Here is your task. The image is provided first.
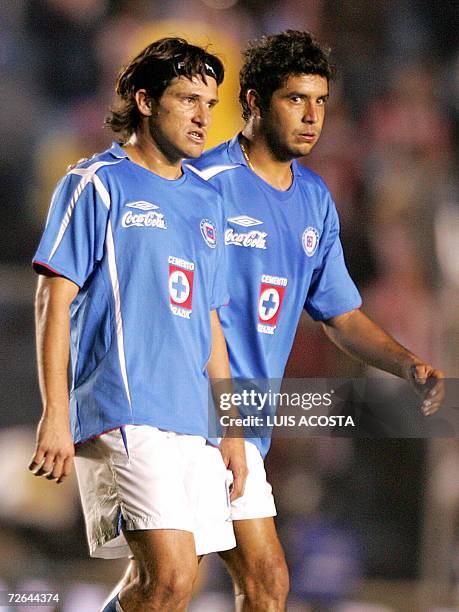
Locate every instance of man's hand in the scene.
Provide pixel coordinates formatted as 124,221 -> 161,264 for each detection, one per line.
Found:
219,437 -> 248,502
28,413 -> 75,484
407,363 -> 445,416
322,311 -> 446,417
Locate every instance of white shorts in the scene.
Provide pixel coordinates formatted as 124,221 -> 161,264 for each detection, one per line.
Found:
230,440 -> 277,520
74,425 -> 235,558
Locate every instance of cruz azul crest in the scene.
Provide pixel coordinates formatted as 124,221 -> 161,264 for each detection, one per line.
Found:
302,226 -> 319,256
200,218 -> 217,248
257,274 -> 288,335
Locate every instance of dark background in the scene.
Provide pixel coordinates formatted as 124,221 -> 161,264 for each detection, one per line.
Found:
0,1 -> 458,609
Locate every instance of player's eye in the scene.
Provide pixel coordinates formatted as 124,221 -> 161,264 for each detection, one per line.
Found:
290,96 -> 302,104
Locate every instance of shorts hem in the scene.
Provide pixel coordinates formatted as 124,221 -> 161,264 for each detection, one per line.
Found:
231,509 -> 277,521
196,535 -> 236,555
89,523 -> 196,560
123,518 -> 194,532
90,543 -> 131,559
194,520 -> 236,555
90,524 -> 236,558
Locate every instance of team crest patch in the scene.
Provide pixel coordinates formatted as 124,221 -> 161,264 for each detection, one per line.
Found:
302,226 -> 319,257
200,219 -> 217,248
168,256 -> 195,319
257,274 -> 288,335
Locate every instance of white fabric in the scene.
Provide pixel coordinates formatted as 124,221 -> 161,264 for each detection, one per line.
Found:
230,440 -> 277,520
75,425 -> 235,557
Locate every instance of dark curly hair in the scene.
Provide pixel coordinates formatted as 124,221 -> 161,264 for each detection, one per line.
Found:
105,37 -> 224,138
239,30 -> 335,121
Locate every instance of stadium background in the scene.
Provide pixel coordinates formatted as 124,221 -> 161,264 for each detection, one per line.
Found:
0,1 -> 458,610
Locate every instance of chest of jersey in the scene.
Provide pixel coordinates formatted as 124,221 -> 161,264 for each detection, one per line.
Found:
104,168 -> 222,321
219,171 -> 324,311
112,176 -> 216,257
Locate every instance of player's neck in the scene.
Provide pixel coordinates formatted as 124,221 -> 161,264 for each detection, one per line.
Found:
123,133 -> 183,180
240,130 -> 293,192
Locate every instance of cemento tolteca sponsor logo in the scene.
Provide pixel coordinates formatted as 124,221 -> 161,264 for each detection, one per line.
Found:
122,201 -> 167,230
225,215 -> 267,249
257,274 -> 288,335
168,256 -> 195,319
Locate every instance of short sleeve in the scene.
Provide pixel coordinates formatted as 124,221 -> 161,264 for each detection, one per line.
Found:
305,195 -> 362,320
33,171 -> 110,288
210,195 -> 230,310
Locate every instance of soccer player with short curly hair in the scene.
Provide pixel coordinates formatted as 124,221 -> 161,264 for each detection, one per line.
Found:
192,29 -> 444,610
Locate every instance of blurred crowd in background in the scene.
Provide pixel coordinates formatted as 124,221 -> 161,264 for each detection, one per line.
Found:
0,1 -> 458,610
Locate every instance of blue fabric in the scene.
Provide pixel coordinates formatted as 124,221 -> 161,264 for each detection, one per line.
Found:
33,143 -> 228,444
191,135 -> 362,457
101,595 -> 119,612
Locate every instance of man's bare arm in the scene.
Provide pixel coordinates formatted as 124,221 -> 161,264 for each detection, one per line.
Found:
208,309 -> 248,502
321,308 -> 444,415
29,275 -> 79,483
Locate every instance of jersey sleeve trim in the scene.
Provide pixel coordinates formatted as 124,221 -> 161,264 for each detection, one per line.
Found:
307,298 -> 363,322
210,291 -> 231,311
32,258 -> 85,288
32,260 -> 63,277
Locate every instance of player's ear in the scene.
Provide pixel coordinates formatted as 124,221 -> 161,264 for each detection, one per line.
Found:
134,89 -> 155,117
246,89 -> 262,119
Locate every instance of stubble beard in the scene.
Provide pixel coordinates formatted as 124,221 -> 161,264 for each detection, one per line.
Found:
263,119 -> 313,163
147,115 -> 186,164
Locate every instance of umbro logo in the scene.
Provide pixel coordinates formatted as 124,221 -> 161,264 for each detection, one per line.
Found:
126,201 -> 159,211
228,215 -> 263,227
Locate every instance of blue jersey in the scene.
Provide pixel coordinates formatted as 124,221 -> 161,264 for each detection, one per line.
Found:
33,142 -> 228,444
191,135 -> 362,457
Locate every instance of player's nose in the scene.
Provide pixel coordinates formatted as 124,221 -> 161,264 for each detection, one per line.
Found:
193,101 -> 211,127
303,100 -> 319,123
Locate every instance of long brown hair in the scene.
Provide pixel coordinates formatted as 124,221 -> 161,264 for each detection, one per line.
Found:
105,37 -> 224,139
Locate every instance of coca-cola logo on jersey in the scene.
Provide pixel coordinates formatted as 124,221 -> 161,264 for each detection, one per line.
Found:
224,228 -> 267,249
225,215 -> 267,249
121,211 -> 167,229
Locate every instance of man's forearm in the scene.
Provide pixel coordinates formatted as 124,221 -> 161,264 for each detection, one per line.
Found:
30,275 -> 79,482
208,309 -> 248,501
321,309 -> 421,380
36,278 -> 72,415
208,309 -> 242,422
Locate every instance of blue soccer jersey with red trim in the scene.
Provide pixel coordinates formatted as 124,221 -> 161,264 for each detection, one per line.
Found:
33,142 -> 228,444
191,135 -> 362,457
